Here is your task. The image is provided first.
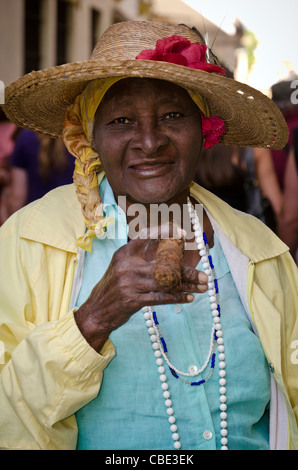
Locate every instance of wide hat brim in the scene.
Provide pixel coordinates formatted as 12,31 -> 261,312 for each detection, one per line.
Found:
3,57 -> 289,149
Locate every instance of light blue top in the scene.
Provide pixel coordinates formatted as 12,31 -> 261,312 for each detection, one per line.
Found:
75,177 -> 270,450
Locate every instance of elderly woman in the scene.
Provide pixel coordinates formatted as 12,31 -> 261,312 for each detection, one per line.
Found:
0,21 -> 297,451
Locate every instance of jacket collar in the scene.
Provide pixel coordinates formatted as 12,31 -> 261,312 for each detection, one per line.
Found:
19,183 -> 85,253
19,177 -> 289,261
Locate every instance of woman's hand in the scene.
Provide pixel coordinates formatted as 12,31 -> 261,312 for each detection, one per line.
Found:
74,236 -> 208,353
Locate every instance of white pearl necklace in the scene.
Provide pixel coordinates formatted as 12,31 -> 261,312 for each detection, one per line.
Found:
143,198 -> 228,450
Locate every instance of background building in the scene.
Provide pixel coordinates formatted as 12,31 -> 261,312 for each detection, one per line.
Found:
150,0 -> 242,76
0,0 -> 241,89
0,0 -> 153,87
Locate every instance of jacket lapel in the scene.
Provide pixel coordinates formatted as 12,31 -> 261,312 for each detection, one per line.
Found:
19,184 -> 85,253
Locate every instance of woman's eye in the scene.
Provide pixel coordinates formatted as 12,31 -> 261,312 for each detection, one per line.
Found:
109,116 -> 131,125
110,117 -> 131,125
164,112 -> 182,120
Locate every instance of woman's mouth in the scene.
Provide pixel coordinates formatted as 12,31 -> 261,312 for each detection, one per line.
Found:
129,161 -> 174,178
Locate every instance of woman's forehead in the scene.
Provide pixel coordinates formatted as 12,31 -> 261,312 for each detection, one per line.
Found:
97,78 -> 193,110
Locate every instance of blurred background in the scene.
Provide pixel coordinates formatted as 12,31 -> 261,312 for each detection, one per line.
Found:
1,0 -> 298,93
0,0 -> 297,261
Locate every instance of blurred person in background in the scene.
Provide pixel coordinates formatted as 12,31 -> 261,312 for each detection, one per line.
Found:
8,129 -> 75,216
0,109 -> 19,225
270,80 -> 298,260
270,80 -> 298,191
194,144 -> 283,233
279,127 -> 298,261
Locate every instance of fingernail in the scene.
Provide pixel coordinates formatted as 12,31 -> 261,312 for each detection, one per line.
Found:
198,272 -> 208,284
187,294 -> 194,302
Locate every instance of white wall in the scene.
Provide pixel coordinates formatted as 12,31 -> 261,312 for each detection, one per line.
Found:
0,0 -> 142,87
0,0 -> 24,86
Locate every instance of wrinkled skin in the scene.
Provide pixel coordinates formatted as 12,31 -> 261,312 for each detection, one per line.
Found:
75,79 -> 212,352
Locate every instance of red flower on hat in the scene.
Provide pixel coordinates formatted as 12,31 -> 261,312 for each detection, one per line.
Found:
136,35 -> 225,74
201,115 -> 225,148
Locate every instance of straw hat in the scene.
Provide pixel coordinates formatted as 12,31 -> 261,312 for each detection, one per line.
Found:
3,20 -> 288,149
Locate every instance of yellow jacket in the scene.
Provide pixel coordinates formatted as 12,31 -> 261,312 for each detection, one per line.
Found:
0,180 -> 297,450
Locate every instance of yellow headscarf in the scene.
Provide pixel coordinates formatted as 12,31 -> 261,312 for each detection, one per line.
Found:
63,77 -> 209,251
79,76 -> 209,138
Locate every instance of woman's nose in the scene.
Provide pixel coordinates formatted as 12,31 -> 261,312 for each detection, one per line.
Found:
131,124 -> 169,155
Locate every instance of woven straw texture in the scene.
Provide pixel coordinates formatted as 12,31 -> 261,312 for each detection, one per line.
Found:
3,21 -> 289,149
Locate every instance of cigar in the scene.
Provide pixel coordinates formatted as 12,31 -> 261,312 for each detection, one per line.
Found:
153,237 -> 185,290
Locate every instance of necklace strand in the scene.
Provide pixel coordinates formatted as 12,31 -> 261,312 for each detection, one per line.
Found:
143,198 -> 228,450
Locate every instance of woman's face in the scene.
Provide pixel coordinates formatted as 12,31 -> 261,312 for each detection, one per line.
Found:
93,78 -> 202,205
